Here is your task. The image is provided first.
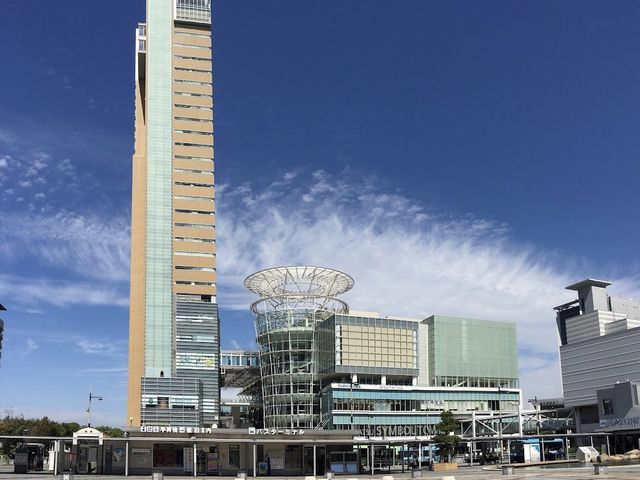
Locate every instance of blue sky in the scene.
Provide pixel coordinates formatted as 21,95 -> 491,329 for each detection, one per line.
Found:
1,0 -> 639,426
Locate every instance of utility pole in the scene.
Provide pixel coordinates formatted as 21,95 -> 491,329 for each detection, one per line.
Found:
87,386 -> 103,427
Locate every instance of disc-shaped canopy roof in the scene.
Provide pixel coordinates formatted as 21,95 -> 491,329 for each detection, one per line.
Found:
244,266 -> 354,299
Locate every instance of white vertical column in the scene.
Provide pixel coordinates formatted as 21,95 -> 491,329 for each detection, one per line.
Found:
193,442 -> 197,477
125,440 -> 129,477
518,391 -> 524,436
313,444 -> 317,477
253,443 -> 257,478
472,411 -> 477,438
53,440 -> 59,477
370,444 -> 375,476
418,442 -> 422,471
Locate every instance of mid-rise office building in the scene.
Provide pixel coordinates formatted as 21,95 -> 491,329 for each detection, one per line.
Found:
555,279 -> 640,434
128,0 -> 219,428
245,266 -> 522,437
318,313 -> 520,437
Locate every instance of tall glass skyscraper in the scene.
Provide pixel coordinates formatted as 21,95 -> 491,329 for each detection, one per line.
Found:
128,0 -> 219,428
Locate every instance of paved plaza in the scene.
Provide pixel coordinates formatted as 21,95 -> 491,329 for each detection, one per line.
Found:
3,465 -> 640,480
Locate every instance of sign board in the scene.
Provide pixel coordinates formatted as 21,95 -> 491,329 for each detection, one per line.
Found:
248,427 -> 304,435
140,426 -> 213,434
599,416 -> 640,431
359,424 -> 437,437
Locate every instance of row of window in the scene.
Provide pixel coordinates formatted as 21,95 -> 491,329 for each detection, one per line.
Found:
175,236 -> 214,243
174,103 -> 210,110
176,266 -> 215,272
434,376 -> 518,388
174,54 -> 211,62
175,91 -> 212,98
175,154 -> 212,162
175,208 -> 213,215
175,251 -> 215,257
176,181 -> 213,188
331,398 -> 518,413
175,116 -> 211,123
175,66 -> 210,75
175,30 -> 210,39
175,129 -> 212,137
175,168 -> 213,176
175,222 -> 214,229
175,195 -> 213,203
174,42 -> 210,51
220,354 -> 258,366
176,280 -> 215,286
175,141 -> 213,148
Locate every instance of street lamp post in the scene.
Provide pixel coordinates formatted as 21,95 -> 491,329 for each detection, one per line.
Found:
497,385 -> 503,463
87,387 -> 103,427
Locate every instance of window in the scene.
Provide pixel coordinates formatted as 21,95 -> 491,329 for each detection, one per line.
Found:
602,399 -> 614,415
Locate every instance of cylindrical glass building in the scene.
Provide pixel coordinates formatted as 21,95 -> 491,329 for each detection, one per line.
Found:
245,266 -> 354,429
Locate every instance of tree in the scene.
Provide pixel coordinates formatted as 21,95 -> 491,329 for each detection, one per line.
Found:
433,410 -> 461,462
94,426 -> 124,438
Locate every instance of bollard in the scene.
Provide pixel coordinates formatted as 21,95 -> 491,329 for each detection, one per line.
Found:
411,469 -> 422,478
152,473 -> 164,480
325,471 -> 334,480
502,465 -> 514,476
594,464 -> 608,475
62,474 -> 74,480
237,472 -> 247,480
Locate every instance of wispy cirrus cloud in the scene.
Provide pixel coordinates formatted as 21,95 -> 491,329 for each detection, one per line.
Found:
0,274 -> 128,309
20,338 -> 39,358
76,339 -> 123,355
216,169 -> 640,401
0,211 -> 130,283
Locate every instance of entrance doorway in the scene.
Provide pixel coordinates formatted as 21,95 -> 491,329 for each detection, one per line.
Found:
302,446 -> 325,475
78,444 -> 100,474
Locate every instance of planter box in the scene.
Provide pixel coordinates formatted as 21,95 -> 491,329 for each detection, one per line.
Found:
432,463 -> 458,472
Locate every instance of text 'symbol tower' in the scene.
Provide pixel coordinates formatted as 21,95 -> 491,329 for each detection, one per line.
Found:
128,0 -> 219,428
245,266 -> 354,429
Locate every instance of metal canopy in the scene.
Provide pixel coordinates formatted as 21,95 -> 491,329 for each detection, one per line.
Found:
244,266 -> 354,299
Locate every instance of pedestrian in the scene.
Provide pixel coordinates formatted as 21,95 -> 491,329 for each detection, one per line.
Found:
266,454 -> 271,475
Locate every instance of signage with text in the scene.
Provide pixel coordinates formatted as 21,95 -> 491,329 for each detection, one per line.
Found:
140,426 -> 214,434
248,427 -> 305,435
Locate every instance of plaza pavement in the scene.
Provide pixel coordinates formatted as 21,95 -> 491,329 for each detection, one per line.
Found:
3,464 -> 640,479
